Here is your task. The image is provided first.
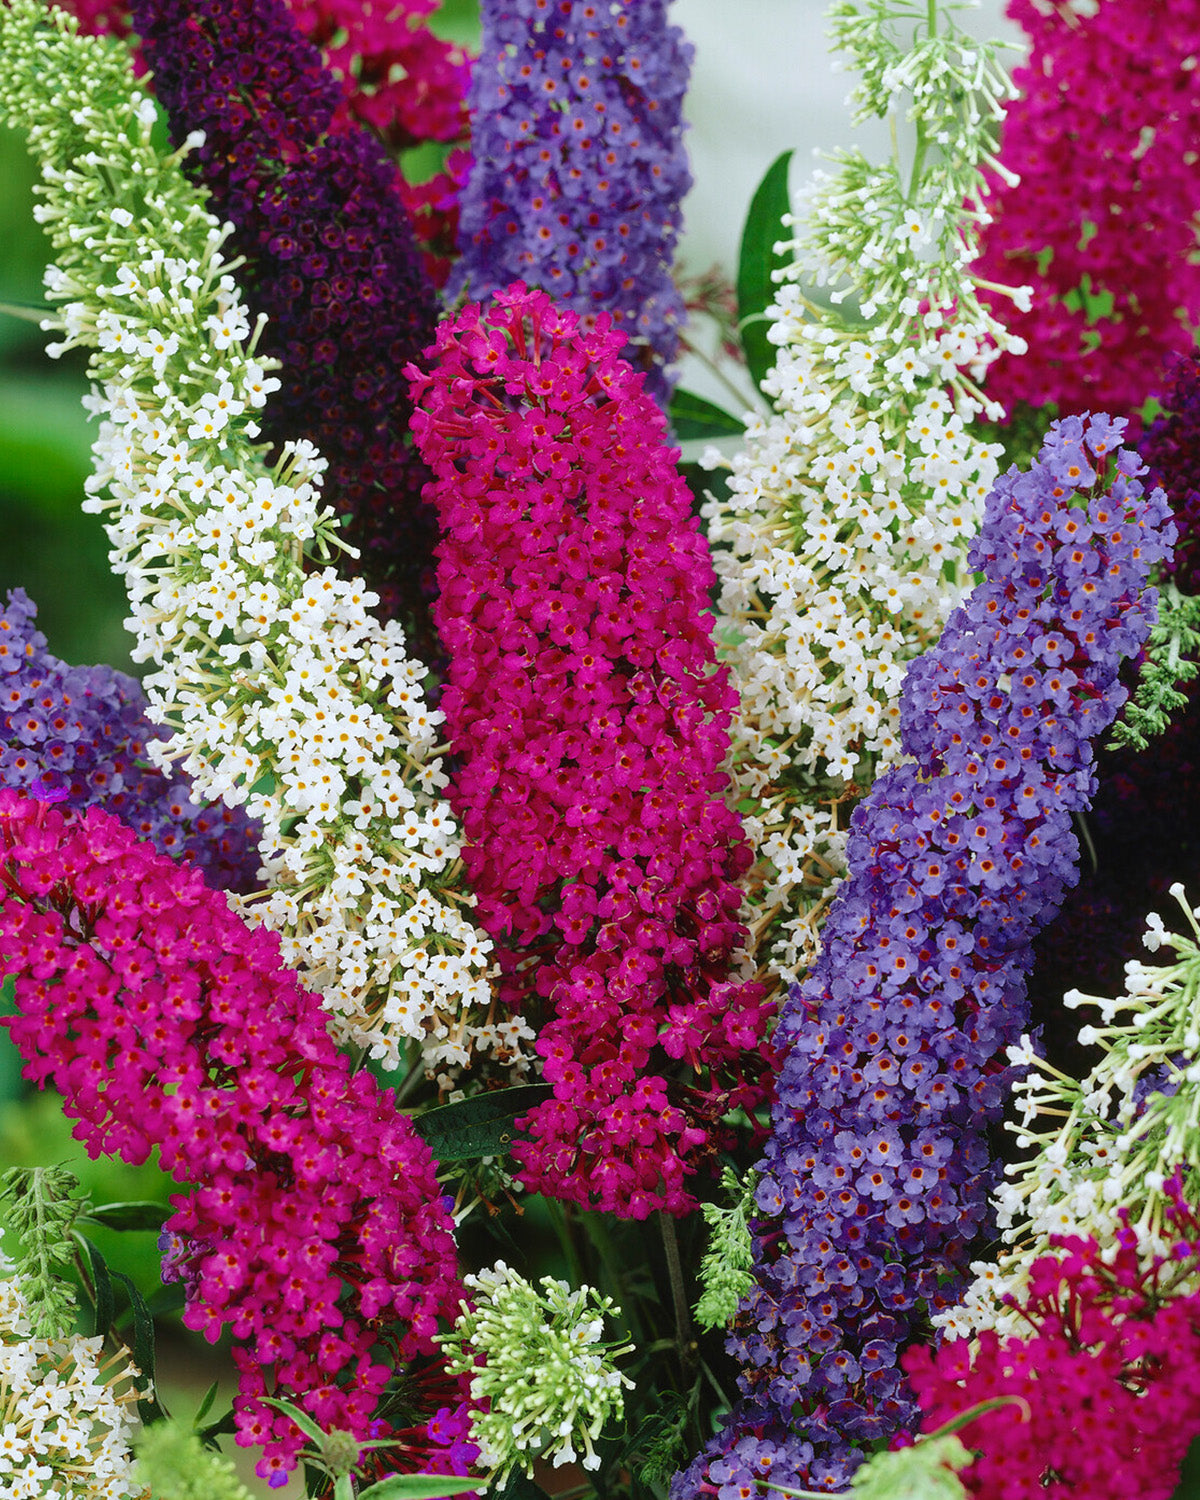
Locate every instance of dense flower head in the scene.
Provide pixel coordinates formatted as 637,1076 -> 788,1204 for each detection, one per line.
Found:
907,1181 -> 1200,1498
131,0 -> 443,640
286,0 -> 470,151
440,1262 -> 633,1478
0,0 -> 509,1075
673,414 -> 1174,1495
0,587 -> 258,891
975,0 -> 1200,419
286,0 -> 472,284
0,790 -> 469,1486
409,284 -> 775,1217
449,0 -> 692,406
0,1252 -> 146,1500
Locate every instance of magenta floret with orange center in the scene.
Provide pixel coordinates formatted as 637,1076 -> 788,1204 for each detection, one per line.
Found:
976,0 -> 1200,420
0,791 -> 470,1488
409,284 -> 774,1219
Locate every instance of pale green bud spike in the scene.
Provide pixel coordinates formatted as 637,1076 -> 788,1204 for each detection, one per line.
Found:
439,1262 -> 633,1480
695,1166 -> 758,1331
0,1164 -> 85,1339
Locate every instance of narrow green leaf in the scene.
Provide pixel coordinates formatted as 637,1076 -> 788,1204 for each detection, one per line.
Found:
414,1084 -> 552,1163
81,1200 -> 170,1232
193,1378 -> 221,1428
109,1264 -> 168,1423
736,149 -> 794,391
357,1474 -> 482,1500
262,1396 -> 327,1446
334,1476 -> 355,1500
196,1405 -> 238,1447
668,388 -> 744,442
79,1235 -> 115,1341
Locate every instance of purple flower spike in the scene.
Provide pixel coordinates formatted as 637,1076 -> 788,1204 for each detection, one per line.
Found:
673,414 -> 1176,1496
0,589 -> 258,892
449,0 -> 693,407
130,0 -> 443,648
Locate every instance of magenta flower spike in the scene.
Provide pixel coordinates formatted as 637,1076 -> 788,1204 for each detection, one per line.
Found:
0,791 -> 471,1487
409,284 -> 775,1219
976,0 -> 1200,420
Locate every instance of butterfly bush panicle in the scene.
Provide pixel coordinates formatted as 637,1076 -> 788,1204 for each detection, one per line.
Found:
974,0 -> 1200,420
0,790 -> 471,1487
909,1182 -> 1200,1499
0,1251 -> 146,1500
0,0 -> 520,1077
450,0 -> 692,406
674,414 -> 1174,1495
0,587 -> 258,891
131,0 -> 444,640
706,0 -> 1027,993
410,285 -> 774,1217
1140,354 -> 1200,596
948,887 -> 1200,1339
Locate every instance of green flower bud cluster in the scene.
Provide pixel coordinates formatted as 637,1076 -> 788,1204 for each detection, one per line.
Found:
440,1262 -> 633,1479
0,1164 -> 84,1340
695,1166 -> 757,1331
1108,582 -> 1200,752
132,1420 -> 254,1500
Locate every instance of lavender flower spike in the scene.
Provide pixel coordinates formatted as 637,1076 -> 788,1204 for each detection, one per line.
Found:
0,589 -> 258,892
449,0 -> 692,407
674,413 -> 1175,1496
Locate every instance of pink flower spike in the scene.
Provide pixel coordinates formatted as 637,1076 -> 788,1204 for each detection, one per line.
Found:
0,789 -> 469,1484
409,284 -> 777,1218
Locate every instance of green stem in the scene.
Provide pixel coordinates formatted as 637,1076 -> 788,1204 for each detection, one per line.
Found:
659,1211 -> 698,1388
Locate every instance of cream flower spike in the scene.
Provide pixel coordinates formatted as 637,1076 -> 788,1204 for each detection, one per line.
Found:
706,0 -> 1029,992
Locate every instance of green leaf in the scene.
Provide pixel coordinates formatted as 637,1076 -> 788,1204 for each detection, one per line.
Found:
196,1405 -> 239,1448
79,1234 -> 115,1342
193,1378 -> 221,1429
110,1264 -> 168,1423
357,1475 -> 483,1500
668,388 -> 744,441
81,1200 -> 170,1232
262,1397 -> 326,1446
414,1084 -> 553,1163
736,149 -> 793,391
